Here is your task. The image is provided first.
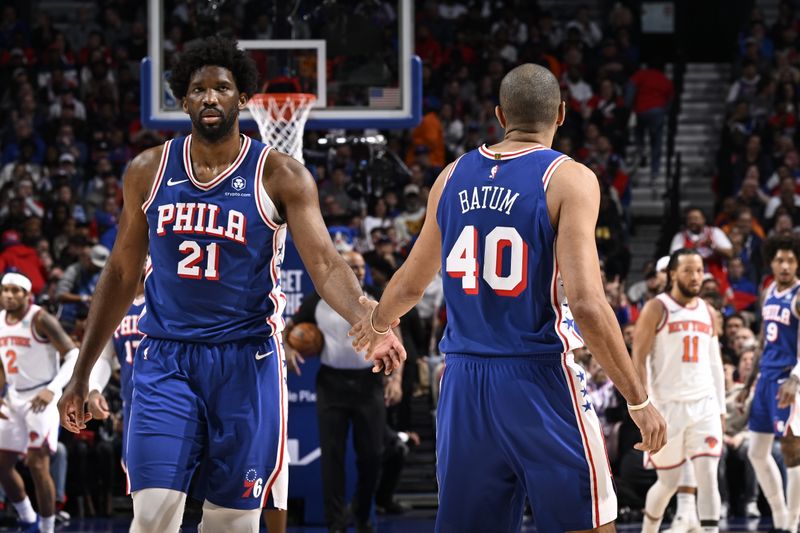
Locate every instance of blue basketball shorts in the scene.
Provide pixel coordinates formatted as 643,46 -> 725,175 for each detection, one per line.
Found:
749,370 -> 800,438
435,353 -> 616,533
125,334 -> 288,510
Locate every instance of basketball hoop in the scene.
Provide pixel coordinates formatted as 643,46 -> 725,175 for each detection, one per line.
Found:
247,93 -> 316,164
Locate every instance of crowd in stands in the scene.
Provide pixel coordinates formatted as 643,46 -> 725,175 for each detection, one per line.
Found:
1,0 -> 747,524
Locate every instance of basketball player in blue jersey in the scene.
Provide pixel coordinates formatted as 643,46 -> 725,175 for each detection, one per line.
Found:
57,36 -> 404,533
350,63 -> 666,532
740,235 -> 800,533
85,268 -> 145,480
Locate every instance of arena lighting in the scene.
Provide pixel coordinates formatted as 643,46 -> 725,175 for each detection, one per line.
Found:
317,135 -> 385,146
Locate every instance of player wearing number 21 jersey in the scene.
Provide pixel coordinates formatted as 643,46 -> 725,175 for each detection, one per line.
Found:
58,36 -> 404,533
350,63 -> 666,533
743,235 -> 800,533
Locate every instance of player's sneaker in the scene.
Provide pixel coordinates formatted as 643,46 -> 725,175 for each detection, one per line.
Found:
18,515 -> 39,532
745,501 -> 761,518
664,513 -> 701,533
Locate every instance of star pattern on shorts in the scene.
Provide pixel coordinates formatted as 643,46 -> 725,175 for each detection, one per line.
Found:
583,401 -> 592,412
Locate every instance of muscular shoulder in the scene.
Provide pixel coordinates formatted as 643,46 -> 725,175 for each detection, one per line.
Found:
548,160 -> 598,194
124,144 -> 167,205
262,149 -> 317,216
32,307 -> 58,336
639,296 -> 667,326
546,160 -> 599,227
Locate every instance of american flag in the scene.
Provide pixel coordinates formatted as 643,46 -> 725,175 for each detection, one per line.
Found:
369,87 -> 401,108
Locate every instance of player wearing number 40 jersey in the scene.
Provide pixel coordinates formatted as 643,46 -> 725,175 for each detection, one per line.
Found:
349,63 -> 667,533
57,36 -> 404,533
740,235 -> 800,533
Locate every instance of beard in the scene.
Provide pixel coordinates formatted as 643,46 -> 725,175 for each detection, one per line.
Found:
676,279 -> 700,298
191,106 -> 239,143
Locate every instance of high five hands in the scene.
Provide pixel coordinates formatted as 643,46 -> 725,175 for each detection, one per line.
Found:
349,296 -> 406,375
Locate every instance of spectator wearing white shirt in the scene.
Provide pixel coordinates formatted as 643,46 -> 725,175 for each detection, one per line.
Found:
671,208 -> 733,256
765,176 -> 800,220
564,66 -> 593,106
566,6 -> 603,47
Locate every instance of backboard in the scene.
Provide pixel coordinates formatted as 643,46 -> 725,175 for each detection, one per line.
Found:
142,0 -> 421,130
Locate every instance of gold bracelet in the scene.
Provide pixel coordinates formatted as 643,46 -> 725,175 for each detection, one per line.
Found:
370,307 -> 391,335
627,397 -> 650,411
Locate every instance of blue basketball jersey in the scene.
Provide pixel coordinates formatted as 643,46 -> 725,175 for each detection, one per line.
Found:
139,135 -> 287,343
111,297 -> 144,416
760,280 -> 800,378
437,145 -> 584,356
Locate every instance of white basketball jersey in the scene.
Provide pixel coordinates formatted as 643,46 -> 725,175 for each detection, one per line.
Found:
0,305 -> 59,398
649,293 -> 718,408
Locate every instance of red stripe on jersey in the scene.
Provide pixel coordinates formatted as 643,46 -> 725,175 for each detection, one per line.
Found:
141,140 -> 172,213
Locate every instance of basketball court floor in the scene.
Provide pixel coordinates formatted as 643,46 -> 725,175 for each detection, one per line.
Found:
0,515 -> 776,532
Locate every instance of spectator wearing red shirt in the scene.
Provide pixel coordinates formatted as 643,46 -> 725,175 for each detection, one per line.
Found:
0,229 -> 46,294
628,62 -> 674,179
415,26 -> 443,70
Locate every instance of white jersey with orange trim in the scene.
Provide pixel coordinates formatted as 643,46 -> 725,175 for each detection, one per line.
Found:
0,305 -> 59,399
649,293 -> 718,407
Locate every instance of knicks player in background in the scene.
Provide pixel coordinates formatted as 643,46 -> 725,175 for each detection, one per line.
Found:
57,36 -> 404,533
739,235 -> 800,533
0,272 -> 79,533
632,249 -> 725,533
350,63 -> 666,533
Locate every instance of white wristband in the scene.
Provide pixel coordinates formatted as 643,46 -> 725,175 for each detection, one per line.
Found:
627,397 -> 650,411
369,307 -> 390,335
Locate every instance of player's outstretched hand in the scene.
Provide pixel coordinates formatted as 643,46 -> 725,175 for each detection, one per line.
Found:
285,345 -> 305,376
87,390 -> 110,420
777,375 -> 800,409
30,389 -> 54,413
628,403 -> 667,454
348,296 -> 405,374
58,380 -> 92,433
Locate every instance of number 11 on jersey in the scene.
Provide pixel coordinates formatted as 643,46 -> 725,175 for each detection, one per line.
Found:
445,225 -> 528,296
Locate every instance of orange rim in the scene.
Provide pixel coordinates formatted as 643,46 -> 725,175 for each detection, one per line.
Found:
249,93 -> 317,105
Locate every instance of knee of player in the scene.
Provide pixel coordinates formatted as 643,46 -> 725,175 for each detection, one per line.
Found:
25,452 -> 50,474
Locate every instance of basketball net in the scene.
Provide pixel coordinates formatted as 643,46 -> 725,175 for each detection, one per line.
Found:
247,93 -> 316,164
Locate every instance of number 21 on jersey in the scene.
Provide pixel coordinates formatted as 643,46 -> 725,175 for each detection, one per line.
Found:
445,225 -> 528,296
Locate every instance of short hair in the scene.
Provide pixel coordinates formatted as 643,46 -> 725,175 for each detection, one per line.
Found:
763,234 -> 800,264
665,248 -> 702,290
684,206 -> 705,219
724,312 -> 745,328
498,63 -> 561,128
168,36 -> 258,100
667,248 -> 703,274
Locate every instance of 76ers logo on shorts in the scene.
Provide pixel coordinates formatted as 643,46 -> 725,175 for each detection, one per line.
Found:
241,468 -> 264,499
705,436 -> 718,449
